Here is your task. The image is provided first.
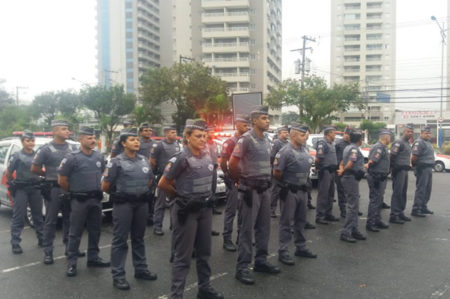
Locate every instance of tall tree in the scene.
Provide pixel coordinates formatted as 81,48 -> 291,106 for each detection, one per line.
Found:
0,105 -> 37,138
81,85 -> 136,150
267,76 -> 362,132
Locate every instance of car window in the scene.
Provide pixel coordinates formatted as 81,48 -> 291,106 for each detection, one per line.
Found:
0,144 -> 11,164
10,144 -> 20,156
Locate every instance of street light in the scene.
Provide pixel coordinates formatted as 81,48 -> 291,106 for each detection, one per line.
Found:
431,15 -> 447,147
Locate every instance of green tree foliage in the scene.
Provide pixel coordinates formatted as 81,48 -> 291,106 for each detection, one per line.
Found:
266,76 -> 362,132
333,122 -> 349,132
140,62 -> 228,131
360,119 -> 387,143
31,91 -> 83,130
0,105 -> 37,138
0,88 -> 14,109
281,112 -> 300,125
81,85 -> 136,149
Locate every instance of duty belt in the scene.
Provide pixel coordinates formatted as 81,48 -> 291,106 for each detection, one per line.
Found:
70,191 -> 103,201
110,192 -> 150,204
240,178 -> 271,193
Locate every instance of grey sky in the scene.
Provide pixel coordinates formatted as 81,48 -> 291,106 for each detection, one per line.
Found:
0,0 -> 447,110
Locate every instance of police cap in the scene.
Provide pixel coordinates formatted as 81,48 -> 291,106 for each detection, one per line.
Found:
235,114 -> 250,123
21,130 -> 34,140
51,119 -> 69,127
323,126 -> 336,135
78,126 -> 95,136
250,105 -> 269,119
378,128 -> 391,136
185,119 -> 207,131
344,126 -> 354,135
350,130 -> 363,143
277,125 -> 289,133
405,123 -> 414,130
421,125 -> 431,133
120,127 -> 138,137
163,126 -> 177,132
290,122 -> 309,133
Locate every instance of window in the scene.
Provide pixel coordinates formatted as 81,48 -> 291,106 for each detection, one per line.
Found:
367,2 -> 382,9
344,55 -> 360,62
344,13 -> 360,20
344,3 -> 361,10
366,44 -> 383,50
344,45 -> 360,52
344,34 -> 360,41
366,54 -> 382,61
367,33 -> 382,40
366,65 -> 382,72
367,23 -> 382,30
0,145 -> 10,164
344,66 -> 360,72
344,24 -> 360,31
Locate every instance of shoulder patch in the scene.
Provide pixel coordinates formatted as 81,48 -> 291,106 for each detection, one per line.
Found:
237,138 -> 244,144
351,149 -> 357,153
168,157 -> 177,163
106,161 -> 113,168
275,152 -> 281,159
376,148 -> 382,153
59,158 -> 67,168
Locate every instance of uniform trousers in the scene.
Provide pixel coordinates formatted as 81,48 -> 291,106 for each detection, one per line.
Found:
413,166 -> 433,211
236,187 -> 270,272
171,204 -> 212,299
42,186 -> 71,254
111,201 -> 149,279
316,169 -> 335,220
366,174 -> 387,226
390,169 -> 408,217
341,175 -> 360,236
222,184 -> 239,242
11,187 -> 44,246
67,197 -> 102,266
279,189 -> 307,256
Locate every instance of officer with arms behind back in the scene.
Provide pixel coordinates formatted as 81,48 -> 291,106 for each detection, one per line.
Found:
337,130 -> 367,243
365,129 -> 391,232
31,119 -> 79,265
58,126 -> 110,277
270,126 -> 289,218
389,123 -> 414,224
411,125 -> 435,217
102,128 -> 157,291
220,114 -> 249,252
274,123 -> 317,266
150,126 -> 181,236
158,119 -> 223,299
7,131 -> 44,254
334,127 -> 353,218
229,106 -> 281,285
315,126 -> 339,224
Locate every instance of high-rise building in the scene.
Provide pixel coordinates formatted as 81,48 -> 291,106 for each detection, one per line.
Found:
330,0 -> 396,125
97,0 -> 160,93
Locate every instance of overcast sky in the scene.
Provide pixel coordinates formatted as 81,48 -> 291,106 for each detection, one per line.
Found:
0,0 -> 447,110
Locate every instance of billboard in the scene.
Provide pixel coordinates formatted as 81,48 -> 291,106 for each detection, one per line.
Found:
232,92 -> 263,124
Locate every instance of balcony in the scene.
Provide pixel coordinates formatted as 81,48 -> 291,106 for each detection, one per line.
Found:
202,12 -> 250,23
203,58 -> 250,68
202,27 -> 250,38
202,42 -> 250,53
202,0 -> 250,9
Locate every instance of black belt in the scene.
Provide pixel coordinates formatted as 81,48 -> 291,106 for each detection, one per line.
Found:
240,178 -> 271,193
110,192 -> 150,204
70,191 -> 103,201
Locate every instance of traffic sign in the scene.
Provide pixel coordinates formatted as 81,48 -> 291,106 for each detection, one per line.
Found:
438,117 -> 444,123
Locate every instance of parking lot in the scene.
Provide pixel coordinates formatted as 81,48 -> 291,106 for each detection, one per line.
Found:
0,173 -> 449,299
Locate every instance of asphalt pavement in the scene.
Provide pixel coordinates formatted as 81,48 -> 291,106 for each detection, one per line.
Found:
0,173 -> 449,299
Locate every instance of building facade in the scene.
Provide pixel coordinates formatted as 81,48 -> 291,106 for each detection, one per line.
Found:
330,0 -> 396,126
97,0 -> 160,93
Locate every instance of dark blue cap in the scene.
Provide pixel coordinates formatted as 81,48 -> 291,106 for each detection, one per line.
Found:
344,126 -> 354,134
78,126 -> 95,136
250,106 -> 269,118
235,114 -> 250,123
378,128 -> 391,136
185,119 -> 207,130
123,120 -> 134,126
120,127 -> 138,137
323,126 -> 336,135
277,126 -> 289,133
290,122 -> 309,133
51,119 -> 69,127
22,130 -> 34,139
405,123 -> 414,130
163,126 -> 177,132
421,125 -> 431,133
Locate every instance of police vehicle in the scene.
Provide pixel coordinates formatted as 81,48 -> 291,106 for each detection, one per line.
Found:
0,134 -> 113,226
433,149 -> 450,172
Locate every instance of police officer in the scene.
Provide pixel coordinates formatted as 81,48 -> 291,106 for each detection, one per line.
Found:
102,128 -> 157,290
315,126 -> 339,224
389,123 -> 414,224
229,106 -> 280,285
31,119 -> 79,265
6,131 -> 43,254
411,125 -> 435,217
220,114 -> 249,252
111,120 -> 134,158
365,129 -> 391,232
158,119 -> 224,299
335,127 -> 353,218
150,126 -> 181,236
270,126 -> 289,218
273,123 -> 317,266
337,130 -> 366,243
138,123 -> 154,158
58,127 -> 110,277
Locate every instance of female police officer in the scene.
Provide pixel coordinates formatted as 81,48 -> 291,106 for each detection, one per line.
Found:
6,131 -> 44,254
102,128 -> 157,290
158,119 -> 223,299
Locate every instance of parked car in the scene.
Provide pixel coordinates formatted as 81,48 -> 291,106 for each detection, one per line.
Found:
434,149 -> 450,172
0,136 -> 113,226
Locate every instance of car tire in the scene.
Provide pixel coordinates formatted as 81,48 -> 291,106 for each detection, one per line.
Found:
434,161 -> 445,172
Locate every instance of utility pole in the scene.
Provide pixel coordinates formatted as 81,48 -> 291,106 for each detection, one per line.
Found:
15,86 -> 27,105
291,35 -> 316,117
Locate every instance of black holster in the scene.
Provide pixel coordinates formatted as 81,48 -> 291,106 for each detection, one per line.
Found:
175,197 -> 207,224
238,185 -> 253,207
40,181 -> 53,201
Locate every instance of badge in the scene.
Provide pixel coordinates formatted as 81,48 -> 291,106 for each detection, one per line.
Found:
376,148 -> 382,153
142,167 -> 149,174
375,153 -> 380,159
96,161 -> 101,168
208,164 -> 214,171
165,162 -> 172,172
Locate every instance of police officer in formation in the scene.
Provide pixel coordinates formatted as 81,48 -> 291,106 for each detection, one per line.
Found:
138,123 -> 154,158
7,131 -> 44,254
365,129 -> 391,232
150,126 -> 181,236
206,125 -> 222,217
270,126 -> 289,218
229,106 -> 280,285
334,127 -> 353,219
220,114 -> 249,252
31,119 -> 79,264
273,123 -> 317,266
58,127 -> 110,277
158,119 -> 223,299
338,130 -> 366,243
102,128 -> 157,290
389,123 -> 414,224
315,126 -> 339,224
411,125 -> 435,217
